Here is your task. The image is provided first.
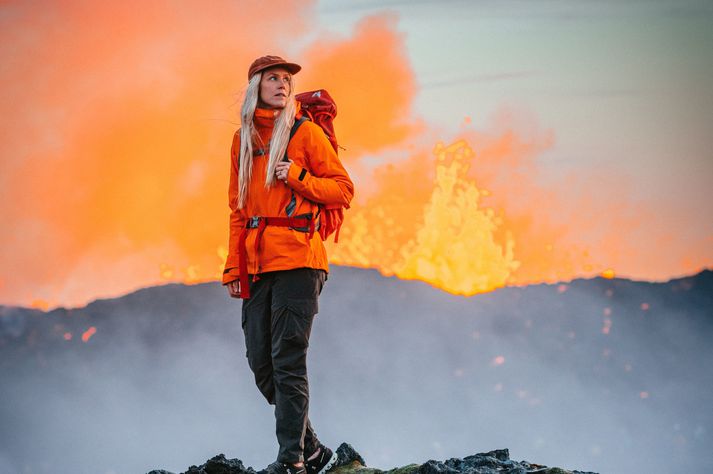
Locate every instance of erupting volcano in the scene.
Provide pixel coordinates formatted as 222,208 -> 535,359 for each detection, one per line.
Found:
2,2 -> 709,309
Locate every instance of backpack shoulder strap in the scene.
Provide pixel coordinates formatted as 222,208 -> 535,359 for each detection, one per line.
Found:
283,116 -> 310,162
283,115 -> 311,217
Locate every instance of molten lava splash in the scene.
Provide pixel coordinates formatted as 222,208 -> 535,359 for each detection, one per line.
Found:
395,141 -> 519,293
602,268 -> 615,279
81,327 -> 97,343
329,140 -> 519,295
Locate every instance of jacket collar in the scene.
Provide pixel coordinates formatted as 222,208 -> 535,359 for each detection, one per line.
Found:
253,101 -> 302,130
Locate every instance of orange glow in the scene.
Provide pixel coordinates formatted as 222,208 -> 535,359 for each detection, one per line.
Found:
602,269 -> 615,279
329,140 -> 520,294
81,327 -> 97,343
0,2 -> 710,309
160,264 -> 174,280
299,15 -> 421,157
31,300 -> 50,311
0,4 -> 428,308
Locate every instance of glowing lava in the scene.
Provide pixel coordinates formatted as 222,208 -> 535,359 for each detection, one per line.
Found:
81,327 -> 97,342
395,141 -> 519,293
328,140 -> 519,295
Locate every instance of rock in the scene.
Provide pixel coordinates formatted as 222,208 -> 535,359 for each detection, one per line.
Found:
147,443 -> 597,474
334,443 -> 367,468
147,453 -> 258,474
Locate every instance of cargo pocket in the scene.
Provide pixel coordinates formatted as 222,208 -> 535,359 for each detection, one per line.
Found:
272,298 -> 316,352
287,297 -> 318,318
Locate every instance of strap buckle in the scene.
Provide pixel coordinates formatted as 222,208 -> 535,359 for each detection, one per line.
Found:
247,216 -> 261,228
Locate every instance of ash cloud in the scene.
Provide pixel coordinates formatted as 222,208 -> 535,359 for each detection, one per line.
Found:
1,267 -> 711,473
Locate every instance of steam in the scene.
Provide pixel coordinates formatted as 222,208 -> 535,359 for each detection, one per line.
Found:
0,3 -> 423,309
1,269 -> 711,473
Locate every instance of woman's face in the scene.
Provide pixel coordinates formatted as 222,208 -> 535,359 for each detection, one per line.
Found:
258,67 -> 291,110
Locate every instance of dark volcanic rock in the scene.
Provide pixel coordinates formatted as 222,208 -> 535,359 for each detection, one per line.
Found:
412,448 -> 597,474
147,443 -> 597,474
333,442 -> 366,467
148,453 -> 258,474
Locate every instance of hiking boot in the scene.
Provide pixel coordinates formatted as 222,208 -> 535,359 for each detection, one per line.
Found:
305,444 -> 338,474
273,462 -> 307,474
271,462 -> 307,474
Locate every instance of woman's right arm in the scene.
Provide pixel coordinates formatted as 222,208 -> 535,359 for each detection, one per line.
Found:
223,131 -> 246,288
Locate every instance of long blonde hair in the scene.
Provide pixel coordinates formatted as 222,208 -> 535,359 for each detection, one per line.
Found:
237,71 -> 296,209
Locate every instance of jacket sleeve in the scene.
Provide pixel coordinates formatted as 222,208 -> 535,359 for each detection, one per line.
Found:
222,131 -> 246,285
286,122 -> 354,208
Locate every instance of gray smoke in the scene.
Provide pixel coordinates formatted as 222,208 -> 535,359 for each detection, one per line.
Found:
0,266 -> 711,474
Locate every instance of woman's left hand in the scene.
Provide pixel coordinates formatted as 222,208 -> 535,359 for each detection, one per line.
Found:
275,160 -> 292,183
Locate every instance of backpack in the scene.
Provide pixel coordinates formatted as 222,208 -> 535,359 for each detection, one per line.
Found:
284,89 -> 347,242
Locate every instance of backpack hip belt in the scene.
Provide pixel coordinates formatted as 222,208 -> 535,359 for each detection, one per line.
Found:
237,213 -> 318,299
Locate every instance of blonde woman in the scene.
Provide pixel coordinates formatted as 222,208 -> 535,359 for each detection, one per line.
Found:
222,55 -> 354,474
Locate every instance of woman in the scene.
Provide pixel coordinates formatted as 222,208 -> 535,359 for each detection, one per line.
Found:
222,55 -> 354,474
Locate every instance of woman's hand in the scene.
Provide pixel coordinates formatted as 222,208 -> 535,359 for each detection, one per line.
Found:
227,280 -> 241,298
275,160 -> 292,183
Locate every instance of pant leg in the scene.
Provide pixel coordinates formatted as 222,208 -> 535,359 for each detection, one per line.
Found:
270,268 -> 326,464
242,273 -> 277,404
303,417 -> 320,456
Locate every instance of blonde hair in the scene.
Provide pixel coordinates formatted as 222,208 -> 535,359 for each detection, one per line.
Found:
237,71 -> 296,209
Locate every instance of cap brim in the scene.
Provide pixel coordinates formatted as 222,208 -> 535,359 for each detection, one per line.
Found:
248,60 -> 303,80
266,62 -> 301,75
285,62 -> 302,75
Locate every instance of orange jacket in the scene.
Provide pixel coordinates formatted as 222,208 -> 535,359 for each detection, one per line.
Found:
222,105 -> 354,285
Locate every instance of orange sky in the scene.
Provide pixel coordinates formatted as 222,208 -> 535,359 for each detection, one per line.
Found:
1,1 -> 710,309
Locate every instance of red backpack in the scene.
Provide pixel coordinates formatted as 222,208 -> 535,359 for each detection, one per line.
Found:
286,89 -> 347,242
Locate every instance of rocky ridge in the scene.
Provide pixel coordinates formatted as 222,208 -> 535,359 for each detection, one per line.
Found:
147,443 -> 598,474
